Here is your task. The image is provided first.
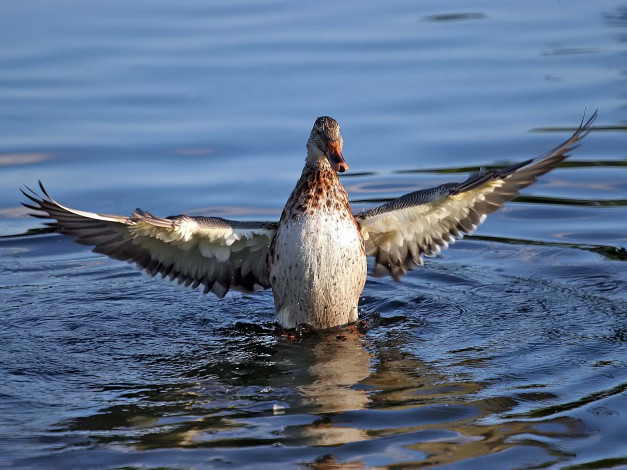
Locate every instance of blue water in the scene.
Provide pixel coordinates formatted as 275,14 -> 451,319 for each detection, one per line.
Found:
1,0 -> 626,468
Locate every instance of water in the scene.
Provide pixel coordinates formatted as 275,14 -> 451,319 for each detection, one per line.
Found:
1,0 -> 626,468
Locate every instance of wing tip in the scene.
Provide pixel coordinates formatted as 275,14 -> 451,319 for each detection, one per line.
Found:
579,108 -> 598,135
20,183 -> 51,218
538,109 -> 597,161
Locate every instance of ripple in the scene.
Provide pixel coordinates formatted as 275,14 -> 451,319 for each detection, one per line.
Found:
0,153 -> 50,166
421,12 -> 487,22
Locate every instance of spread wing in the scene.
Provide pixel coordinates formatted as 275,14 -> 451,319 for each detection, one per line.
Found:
22,183 -> 278,297
357,111 -> 597,280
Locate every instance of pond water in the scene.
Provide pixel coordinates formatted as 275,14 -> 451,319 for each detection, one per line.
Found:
1,0 -> 626,468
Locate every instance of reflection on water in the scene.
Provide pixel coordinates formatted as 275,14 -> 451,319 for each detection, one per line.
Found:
421,12 -> 487,22
0,153 -> 50,167
15,316 -> 609,469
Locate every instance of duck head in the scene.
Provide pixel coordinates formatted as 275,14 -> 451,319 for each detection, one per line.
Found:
306,116 -> 349,173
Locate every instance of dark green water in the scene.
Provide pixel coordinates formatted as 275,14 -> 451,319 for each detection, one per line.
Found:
1,1 -> 626,468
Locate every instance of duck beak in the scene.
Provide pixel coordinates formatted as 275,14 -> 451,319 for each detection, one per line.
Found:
326,141 -> 349,173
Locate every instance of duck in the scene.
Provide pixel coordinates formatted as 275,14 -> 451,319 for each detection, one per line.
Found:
22,112 -> 596,330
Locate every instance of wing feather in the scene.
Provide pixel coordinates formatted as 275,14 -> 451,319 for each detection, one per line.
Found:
357,111 -> 597,280
22,182 -> 278,296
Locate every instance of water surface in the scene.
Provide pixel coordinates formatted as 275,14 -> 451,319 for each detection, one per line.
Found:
1,0 -> 626,468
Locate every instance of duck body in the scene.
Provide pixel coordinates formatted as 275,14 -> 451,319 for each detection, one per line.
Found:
269,166 -> 367,329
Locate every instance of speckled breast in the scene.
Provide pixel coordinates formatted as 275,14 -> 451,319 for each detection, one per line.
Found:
268,169 -> 368,329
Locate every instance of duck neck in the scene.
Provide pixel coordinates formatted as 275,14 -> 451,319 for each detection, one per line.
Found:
301,150 -> 338,188
283,158 -> 347,215
304,147 -> 333,172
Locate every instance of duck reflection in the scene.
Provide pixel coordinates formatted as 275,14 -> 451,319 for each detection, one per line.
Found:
277,330 -> 372,413
56,324 -> 588,467
273,330 -> 373,447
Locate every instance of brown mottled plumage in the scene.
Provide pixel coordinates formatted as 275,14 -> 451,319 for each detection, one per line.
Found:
21,112 -> 596,329
267,117 -> 366,328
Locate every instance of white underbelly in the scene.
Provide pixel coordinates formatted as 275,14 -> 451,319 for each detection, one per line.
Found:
269,212 -> 367,329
